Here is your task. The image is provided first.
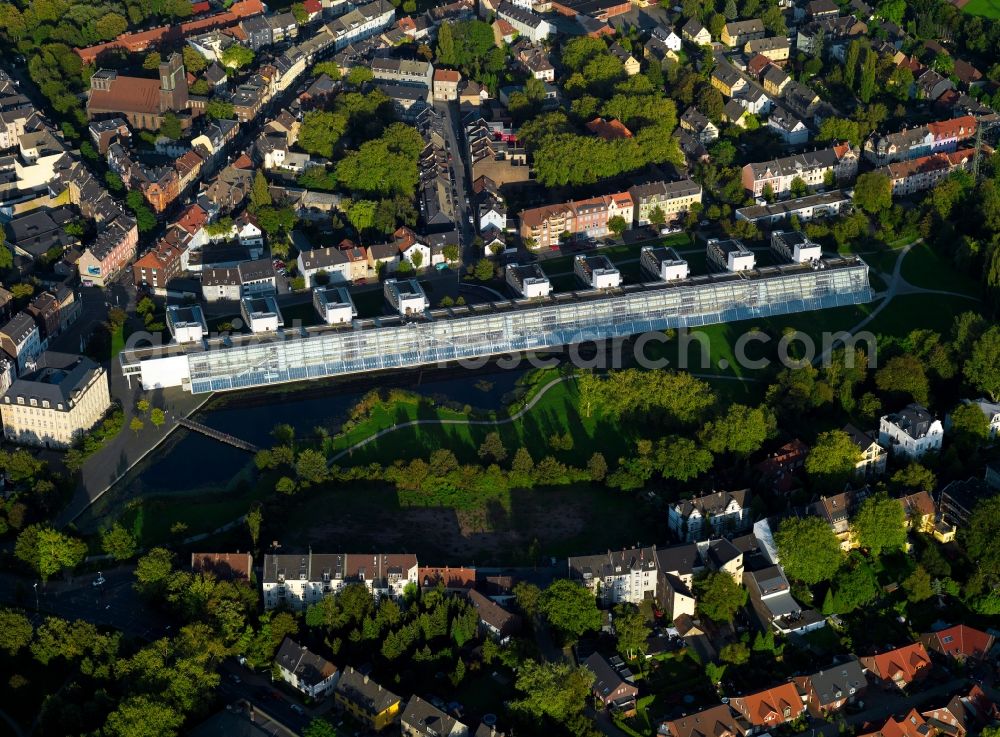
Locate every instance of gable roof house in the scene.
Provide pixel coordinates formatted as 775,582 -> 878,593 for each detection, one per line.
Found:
860,643 -> 933,690
721,19 -> 765,47
744,564 -> 826,635
729,682 -> 805,728
921,684 -> 998,737
334,666 -> 402,732
878,404 -> 944,460
656,543 -> 701,620
856,709 -> 931,737
921,625 -> 996,663
402,696 -> 469,737
681,18 -> 711,45
843,423 -> 887,478
568,545 -> 658,605
794,657 -> 867,716
584,652 -> 639,716
658,703 -> 750,737
811,487 -> 870,549
668,490 -> 750,542
467,589 -> 521,644
275,638 -> 339,698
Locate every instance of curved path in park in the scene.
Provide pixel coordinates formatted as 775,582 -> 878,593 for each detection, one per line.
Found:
327,374 -> 578,465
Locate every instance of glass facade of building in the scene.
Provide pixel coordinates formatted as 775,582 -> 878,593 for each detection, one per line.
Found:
124,260 -> 871,394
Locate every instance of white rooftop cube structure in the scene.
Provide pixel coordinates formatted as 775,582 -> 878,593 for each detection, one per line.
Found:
240,295 -> 284,334
708,238 -> 755,272
770,230 -> 822,264
384,278 -> 429,316
165,305 -> 207,344
574,255 -> 621,289
640,246 -> 689,281
506,263 -> 552,298
313,286 -> 357,325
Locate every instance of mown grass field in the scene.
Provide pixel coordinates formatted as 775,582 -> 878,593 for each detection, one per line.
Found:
960,0 -> 1000,17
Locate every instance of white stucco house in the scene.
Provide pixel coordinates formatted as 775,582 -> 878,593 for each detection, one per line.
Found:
879,404 -> 944,459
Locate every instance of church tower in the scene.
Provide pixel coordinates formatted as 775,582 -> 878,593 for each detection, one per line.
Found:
158,53 -> 188,113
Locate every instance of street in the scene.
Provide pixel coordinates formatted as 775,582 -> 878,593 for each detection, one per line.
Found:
436,100 -> 477,271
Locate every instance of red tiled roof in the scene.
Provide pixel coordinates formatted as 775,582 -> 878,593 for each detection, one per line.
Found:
861,644 -> 932,685
303,0 -> 322,12
175,204 -> 209,235
191,1 -> 211,13
88,76 -> 161,115
885,148 -> 974,180
191,552 -> 253,580
232,153 -> 254,169
585,117 -> 633,140
731,683 -> 805,726
923,625 -> 996,660
418,566 -> 477,589
434,69 -> 461,82
857,709 -> 928,737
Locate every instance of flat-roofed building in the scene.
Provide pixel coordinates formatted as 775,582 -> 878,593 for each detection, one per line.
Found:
708,238 -> 755,272
735,190 -> 851,226
505,263 -> 551,298
384,278 -> 428,315
574,254 -> 621,289
771,230 -> 822,264
314,286 -> 357,325
240,295 -> 283,333
640,246 -> 689,281
1,352 -> 111,448
166,305 -> 207,344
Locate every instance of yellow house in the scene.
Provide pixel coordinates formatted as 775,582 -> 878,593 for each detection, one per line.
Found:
609,41 -> 641,76
334,667 -> 402,732
745,36 -> 790,63
721,18 -> 764,47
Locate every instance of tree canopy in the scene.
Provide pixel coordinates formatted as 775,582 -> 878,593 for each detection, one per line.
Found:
851,492 -> 906,556
540,580 -> 601,641
774,516 -> 843,584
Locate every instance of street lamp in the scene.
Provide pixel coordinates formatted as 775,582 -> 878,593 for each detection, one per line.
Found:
33,582 -> 38,611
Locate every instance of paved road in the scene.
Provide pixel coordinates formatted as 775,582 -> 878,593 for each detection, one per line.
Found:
437,101 -> 476,269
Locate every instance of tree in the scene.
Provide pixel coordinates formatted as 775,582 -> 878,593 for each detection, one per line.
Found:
298,110 -> 348,158
724,0 -> 738,17
250,170 -> 272,212
891,463 -> 936,492
774,516 -> 843,584
876,354 -> 929,404
859,48 -> 877,103
614,603 -> 651,659
205,100 -> 234,120
902,565 -> 933,602
221,45 -> 254,69
134,548 -> 174,597
853,172 -> 892,214
789,176 -> 809,198
473,258 -> 494,281
95,13 -> 128,41
246,505 -> 262,549
696,572 -> 748,623
304,720 -> 339,737
143,52 -> 162,70
540,579 -> 601,641
851,492 -> 906,556
762,4 -> 787,34
514,581 -> 542,619
130,417 -> 144,435
104,696 -> 184,737
101,523 -> 138,561
150,408 -> 166,428
720,641 -> 750,665
827,556 -> 878,613
965,326 -> 1000,402
964,495 -> 1000,588
183,46 -> 207,74
136,399 -> 150,413
442,244 -> 459,262
0,609 -> 32,656
512,660 -> 593,723
295,449 -> 327,485
805,429 -> 860,491
14,525 -> 87,581
607,215 -> 628,237
587,452 -> 608,481
159,112 -> 182,140
478,432 -> 507,463
698,404 -> 776,456
649,206 -> 667,228
949,402 -> 990,449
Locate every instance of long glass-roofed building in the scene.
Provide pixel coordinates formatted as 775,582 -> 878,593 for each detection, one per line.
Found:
121,256 -> 872,394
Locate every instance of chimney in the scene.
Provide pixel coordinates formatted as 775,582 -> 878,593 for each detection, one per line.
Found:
363,675 -> 369,684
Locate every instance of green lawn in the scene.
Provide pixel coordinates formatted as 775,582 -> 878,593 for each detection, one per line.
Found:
866,292 -> 978,338
899,241 -> 982,297
961,0 -> 1000,16
538,233 -> 691,275
110,324 -> 125,359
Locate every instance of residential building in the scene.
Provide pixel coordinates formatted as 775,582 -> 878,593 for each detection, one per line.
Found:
575,254 -> 621,289
506,263 -> 551,298
0,312 -> 41,375
133,238 -> 184,294
922,625 -> 995,663
762,65 -> 790,96
627,179 -> 702,226
433,69 -> 461,101
297,244 -> 352,287
735,190 -> 851,226
654,27 -> 682,51
202,259 -> 277,301
863,116 -> 977,165
879,149 -> 975,196
495,2 -> 552,41
659,704 -> 749,737
921,685 -> 998,737
78,216 -> 139,288
3,207 -> 77,260
640,246 -> 689,281
384,278 -> 429,316
771,230 -> 822,264
879,404 -> 944,459
899,490 -> 936,534
768,106 -> 809,145
467,589 -> 521,644
668,489 -> 750,542
843,423 -> 888,477
516,44 -> 555,81
25,292 -> 61,342
729,682 -> 806,728
722,19 -> 765,47
191,551 -> 253,580
812,488 -> 869,549
328,0 -> 395,50
584,653 -> 639,716
681,18 -> 711,45
204,157 -> 255,212
418,567 -> 476,590
794,658 -> 867,716
655,543 -> 700,620
940,477 -> 992,528
754,438 -> 809,494
188,700 -> 299,737
519,191 -> 632,248
702,538 -> 744,580
275,638 -> 339,699
962,398 -> 1000,438
711,63 -> 749,97
166,305 -> 207,345
609,41 -> 640,75
240,295 -> 283,333
261,553 -> 419,610
568,545 -> 658,605
744,564 -> 826,635
402,696 -> 468,737
334,667 -> 402,732
860,643 -> 933,690
856,709 -> 929,737
1,352 -> 110,449
372,57 -> 434,88
681,107 -> 719,143
87,53 -> 192,130
745,36 -> 790,62
314,286 -> 357,325
708,238 -> 755,272
741,145 -> 859,198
